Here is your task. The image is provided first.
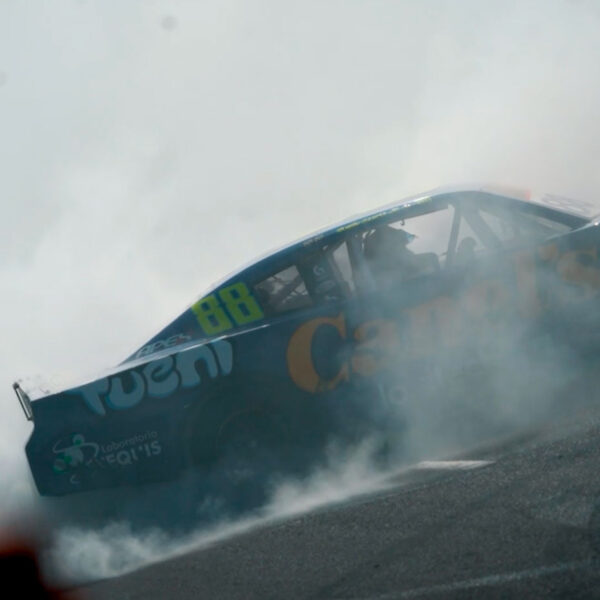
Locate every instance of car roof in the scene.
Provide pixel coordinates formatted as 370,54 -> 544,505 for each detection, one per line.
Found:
122,183 -> 595,366
201,183 -> 594,296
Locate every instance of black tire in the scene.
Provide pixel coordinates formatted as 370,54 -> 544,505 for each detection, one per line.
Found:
210,409 -> 291,512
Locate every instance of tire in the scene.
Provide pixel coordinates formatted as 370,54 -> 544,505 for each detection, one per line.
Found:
210,410 -> 291,512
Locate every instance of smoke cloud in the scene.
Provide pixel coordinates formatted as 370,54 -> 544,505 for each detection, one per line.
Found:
2,0 -> 600,585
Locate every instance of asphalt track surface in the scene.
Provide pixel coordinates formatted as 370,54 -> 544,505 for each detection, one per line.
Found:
80,404 -> 600,600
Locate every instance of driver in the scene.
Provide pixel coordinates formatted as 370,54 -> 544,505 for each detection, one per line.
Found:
364,225 -> 420,283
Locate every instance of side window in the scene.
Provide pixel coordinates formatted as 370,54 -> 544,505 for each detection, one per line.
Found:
450,204 -> 518,266
395,206 -> 455,261
453,216 -> 485,266
455,202 -> 574,265
508,210 -> 573,241
254,265 -> 312,316
253,241 -> 358,317
363,205 -> 455,283
477,207 -> 520,245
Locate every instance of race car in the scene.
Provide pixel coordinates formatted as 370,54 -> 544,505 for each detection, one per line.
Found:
15,184 -> 600,506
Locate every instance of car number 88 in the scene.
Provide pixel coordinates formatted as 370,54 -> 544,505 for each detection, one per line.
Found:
192,282 -> 264,335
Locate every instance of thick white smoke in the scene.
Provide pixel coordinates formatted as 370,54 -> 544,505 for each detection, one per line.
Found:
46,439 -> 390,581
2,0 -> 600,584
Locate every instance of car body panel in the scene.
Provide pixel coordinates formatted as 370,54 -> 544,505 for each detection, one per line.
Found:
21,186 -> 600,497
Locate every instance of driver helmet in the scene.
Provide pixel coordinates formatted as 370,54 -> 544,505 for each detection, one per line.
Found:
364,225 -> 415,261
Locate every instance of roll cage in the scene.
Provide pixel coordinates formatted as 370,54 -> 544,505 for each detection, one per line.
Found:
251,194 -> 580,315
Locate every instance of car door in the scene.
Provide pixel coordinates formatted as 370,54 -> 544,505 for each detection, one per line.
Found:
344,195 -> 578,401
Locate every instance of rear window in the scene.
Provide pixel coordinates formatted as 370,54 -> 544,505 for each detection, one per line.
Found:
253,241 -> 357,316
254,265 -> 312,315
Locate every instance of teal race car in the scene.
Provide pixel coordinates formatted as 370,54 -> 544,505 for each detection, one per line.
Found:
15,184 -> 600,512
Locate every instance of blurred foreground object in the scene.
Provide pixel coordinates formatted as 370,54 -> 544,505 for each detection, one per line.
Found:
0,533 -> 78,599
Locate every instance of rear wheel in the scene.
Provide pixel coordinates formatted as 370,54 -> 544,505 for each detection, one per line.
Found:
211,410 -> 291,511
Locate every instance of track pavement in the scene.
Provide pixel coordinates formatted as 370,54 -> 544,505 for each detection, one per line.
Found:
81,404 -> 600,599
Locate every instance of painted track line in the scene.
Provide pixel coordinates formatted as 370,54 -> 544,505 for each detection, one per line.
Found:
349,559 -> 592,599
414,460 -> 494,470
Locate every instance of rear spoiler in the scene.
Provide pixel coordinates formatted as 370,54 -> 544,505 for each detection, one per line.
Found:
13,382 -> 33,421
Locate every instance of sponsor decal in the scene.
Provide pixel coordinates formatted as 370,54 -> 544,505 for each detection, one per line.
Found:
302,233 -> 325,246
335,205 -> 404,234
286,315 -> 397,393
135,333 -> 192,359
286,242 -> 600,393
52,434 -> 100,472
53,431 -> 162,479
73,340 -> 233,416
334,200 -> 429,235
